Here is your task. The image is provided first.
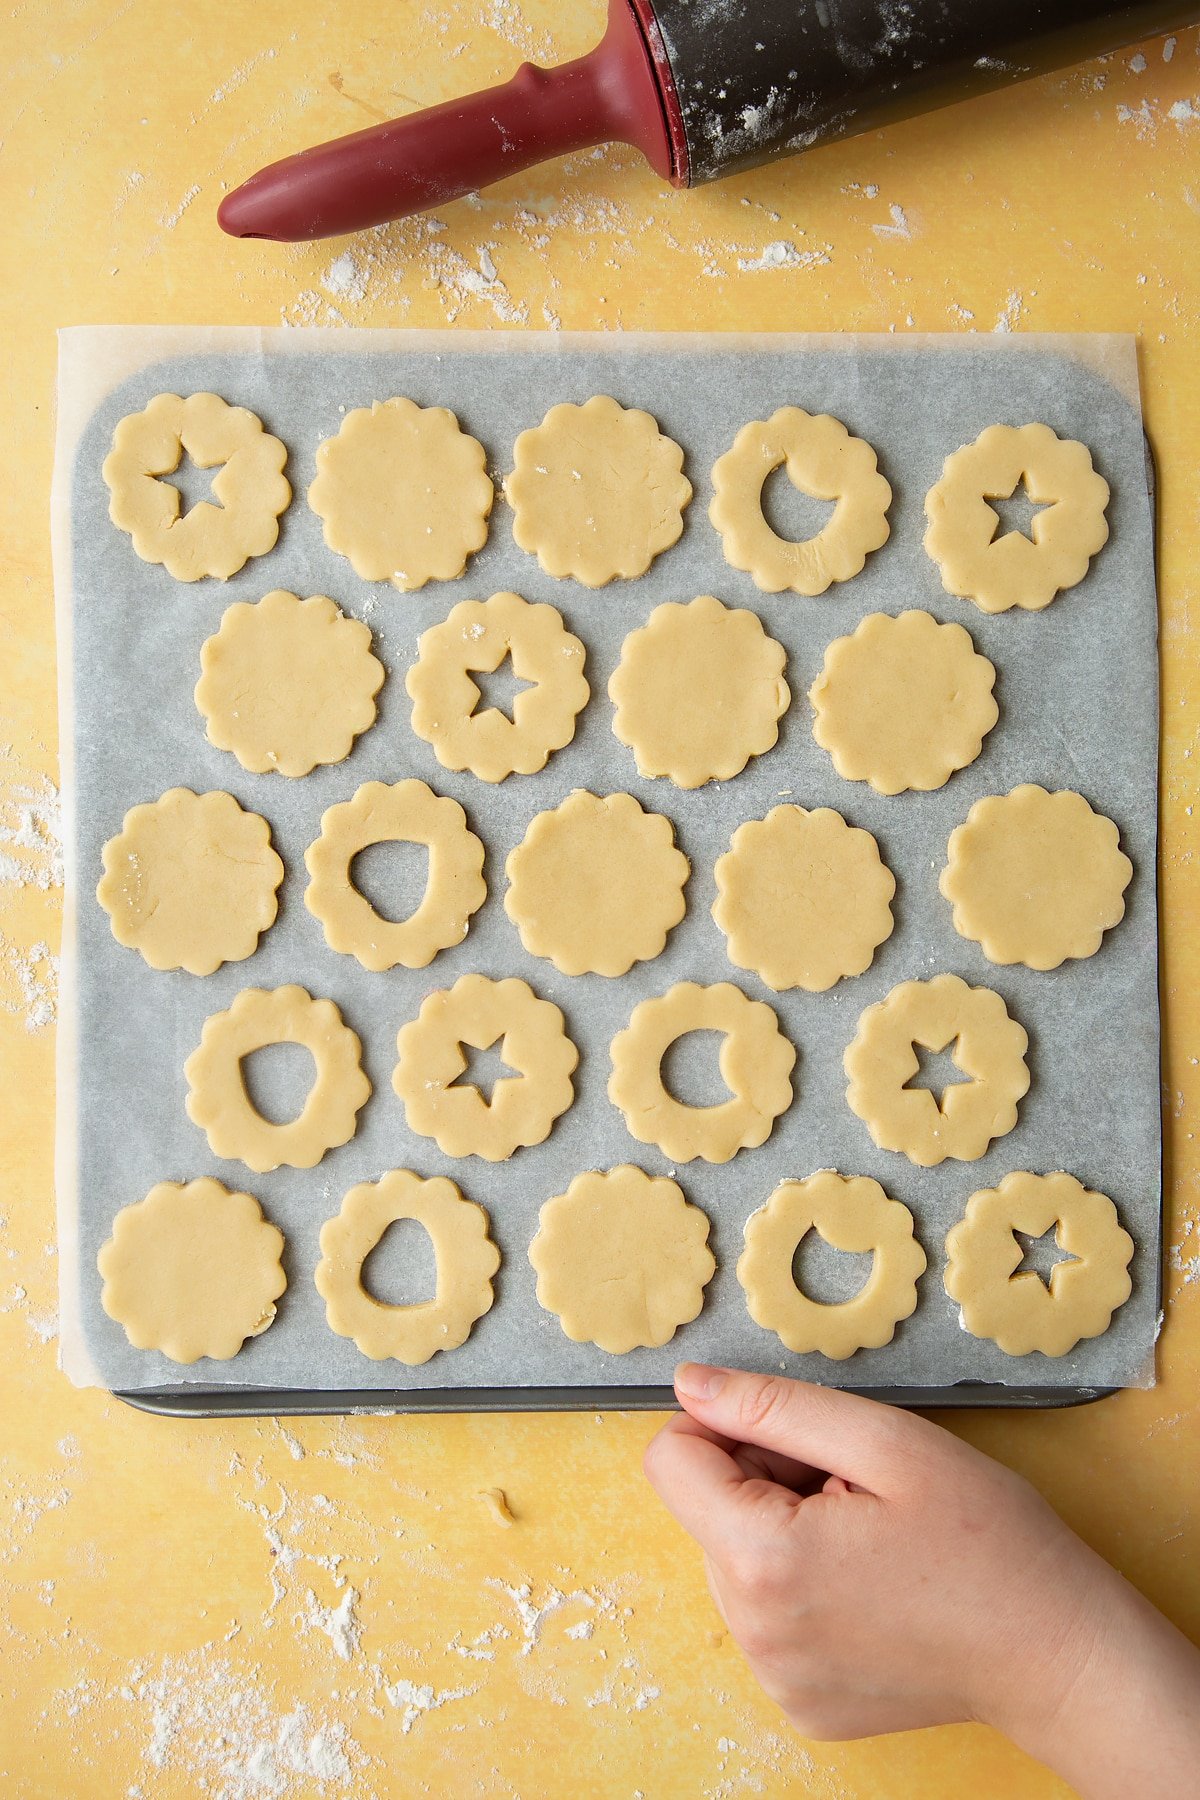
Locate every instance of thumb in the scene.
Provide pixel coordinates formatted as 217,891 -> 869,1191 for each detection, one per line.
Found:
673,1363 -> 930,1495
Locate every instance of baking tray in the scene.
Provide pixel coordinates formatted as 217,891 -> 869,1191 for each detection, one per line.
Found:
52,328 -> 1162,1414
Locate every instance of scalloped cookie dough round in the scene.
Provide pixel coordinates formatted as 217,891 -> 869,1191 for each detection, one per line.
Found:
944,1171 -> 1134,1357
305,780 -> 486,973
505,791 -> 689,978
713,805 -> 894,993
608,981 -> 796,1164
407,591 -> 589,783
738,1171 -> 927,1360
307,397 -> 493,590
196,590 -> 384,778
393,974 -> 578,1161
941,785 -> 1133,971
844,974 -> 1029,1168
529,1166 -> 716,1354
504,395 -> 692,587
98,1178 -> 286,1364
609,595 -> 789,790
315,1170 -> 500,1364
924,423 -> 1110,613
809,610 -> 998,796
709,407 -> 892,596
185,986 -> 371,1174
97,788 -> 283,976
102,392 -> 291,582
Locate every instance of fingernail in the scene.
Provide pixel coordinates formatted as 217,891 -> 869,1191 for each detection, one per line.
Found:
675,1363 -> 727,1401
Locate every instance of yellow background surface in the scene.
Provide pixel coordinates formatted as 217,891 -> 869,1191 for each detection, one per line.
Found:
3,4 -> 1199,1795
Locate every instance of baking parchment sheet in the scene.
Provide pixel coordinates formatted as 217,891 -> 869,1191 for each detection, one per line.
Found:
52,327 -> 1160,1399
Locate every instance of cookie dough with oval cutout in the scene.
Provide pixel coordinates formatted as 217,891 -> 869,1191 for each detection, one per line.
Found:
941,785 -> 1132,970
196,590 -> 384,778
505,790 -> 689,977
738,1171 -> 926,1360
407,591 -> 589,783
610,595 -> 789,790
394,974 -> 577,1161
305,780 -> 486,972
529,1166 -> 716,1354
308,397 -> 493,590
844,974 -> 1029,1168
609,980 -> 795,1163
709,408 -> 891,595
97,788 -> 282,976
185,985 -> 371,1173
713,804 -> 894,993
924,422 -> 1110,613
944,1171 -> 1134,1356
98,1178 -> 286,1364
504,395 -> 692,586
103,391 -> 290,582
315,1170 -> 500,1364
810,610 -> 998,796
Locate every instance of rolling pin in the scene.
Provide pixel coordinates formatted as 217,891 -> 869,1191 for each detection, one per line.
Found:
218,0 -> 1197,242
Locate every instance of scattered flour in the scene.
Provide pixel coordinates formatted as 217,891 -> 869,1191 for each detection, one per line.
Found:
385,1676 -> 477,1735
735,239 -> 831,273
159,184 -> 201,230
303,1588 -> 361,1662
0,764 -> 63,895
993,290 -> 1027,333
872,202 -> 913,240
0,934 -> 59,1032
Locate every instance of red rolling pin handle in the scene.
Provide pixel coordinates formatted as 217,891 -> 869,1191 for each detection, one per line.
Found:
218,0 -> 674,242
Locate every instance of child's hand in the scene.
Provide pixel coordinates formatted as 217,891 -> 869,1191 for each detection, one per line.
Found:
644,1365 -> 1200,1797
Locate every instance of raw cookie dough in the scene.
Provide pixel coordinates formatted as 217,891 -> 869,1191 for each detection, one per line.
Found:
713,804 -> 894,993
941,785 -> 1133,970
185,985 -> 371,1173
924,422 -> 1110,613
504,395 -> 692,586
737,1171 -> 926,1360
407,591 -> 589,783
102,392 -> 290,582
844,974 -> 1029,1168
97,788 -> 283,976
944,1171 -> 1134,1356
98,1178 -> 286,1364
609,595 -> 790,790
393,974 -> 577,1161
505,790 -> 689,977
315,1170 -> 500,1364
608,981 -> 796,1163
305,780 -> 486,972
809,610 -> 998,796
196,590 -> 384,778
528,1166 -> 716,1354
709,407 -> 892,595
307,397 -> 493,590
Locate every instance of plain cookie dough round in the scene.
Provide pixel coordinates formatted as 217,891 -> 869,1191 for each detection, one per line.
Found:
393,974 -> 578,1161
924,422 -> 1110,613
844,974 -> 1029,1168
504,395 -> 692,586
609,595 -> 790,790
809,610 -> 998,796
737,1171 -> 926,1360
97,788 -> 283,976
529,1166 -> 716,1354
608,980 -> 796,1163
713,804 -> 895,993
315,1170 -> 500,1364
307,397 -> 493,590
505,790 -> 689,977
305,780 -> 486,972
709,407 -> 891,595
941,785 -> 1133,971
944,1171 -> 1134,1356
185,985 -> 371,1173
196,590 -> 385,778
406,591 -> 589,783
102,392 -> 290,582
98,1178 -> 286,1364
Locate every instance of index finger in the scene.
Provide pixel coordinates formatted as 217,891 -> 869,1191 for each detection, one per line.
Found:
642,1412 -> 801,1556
